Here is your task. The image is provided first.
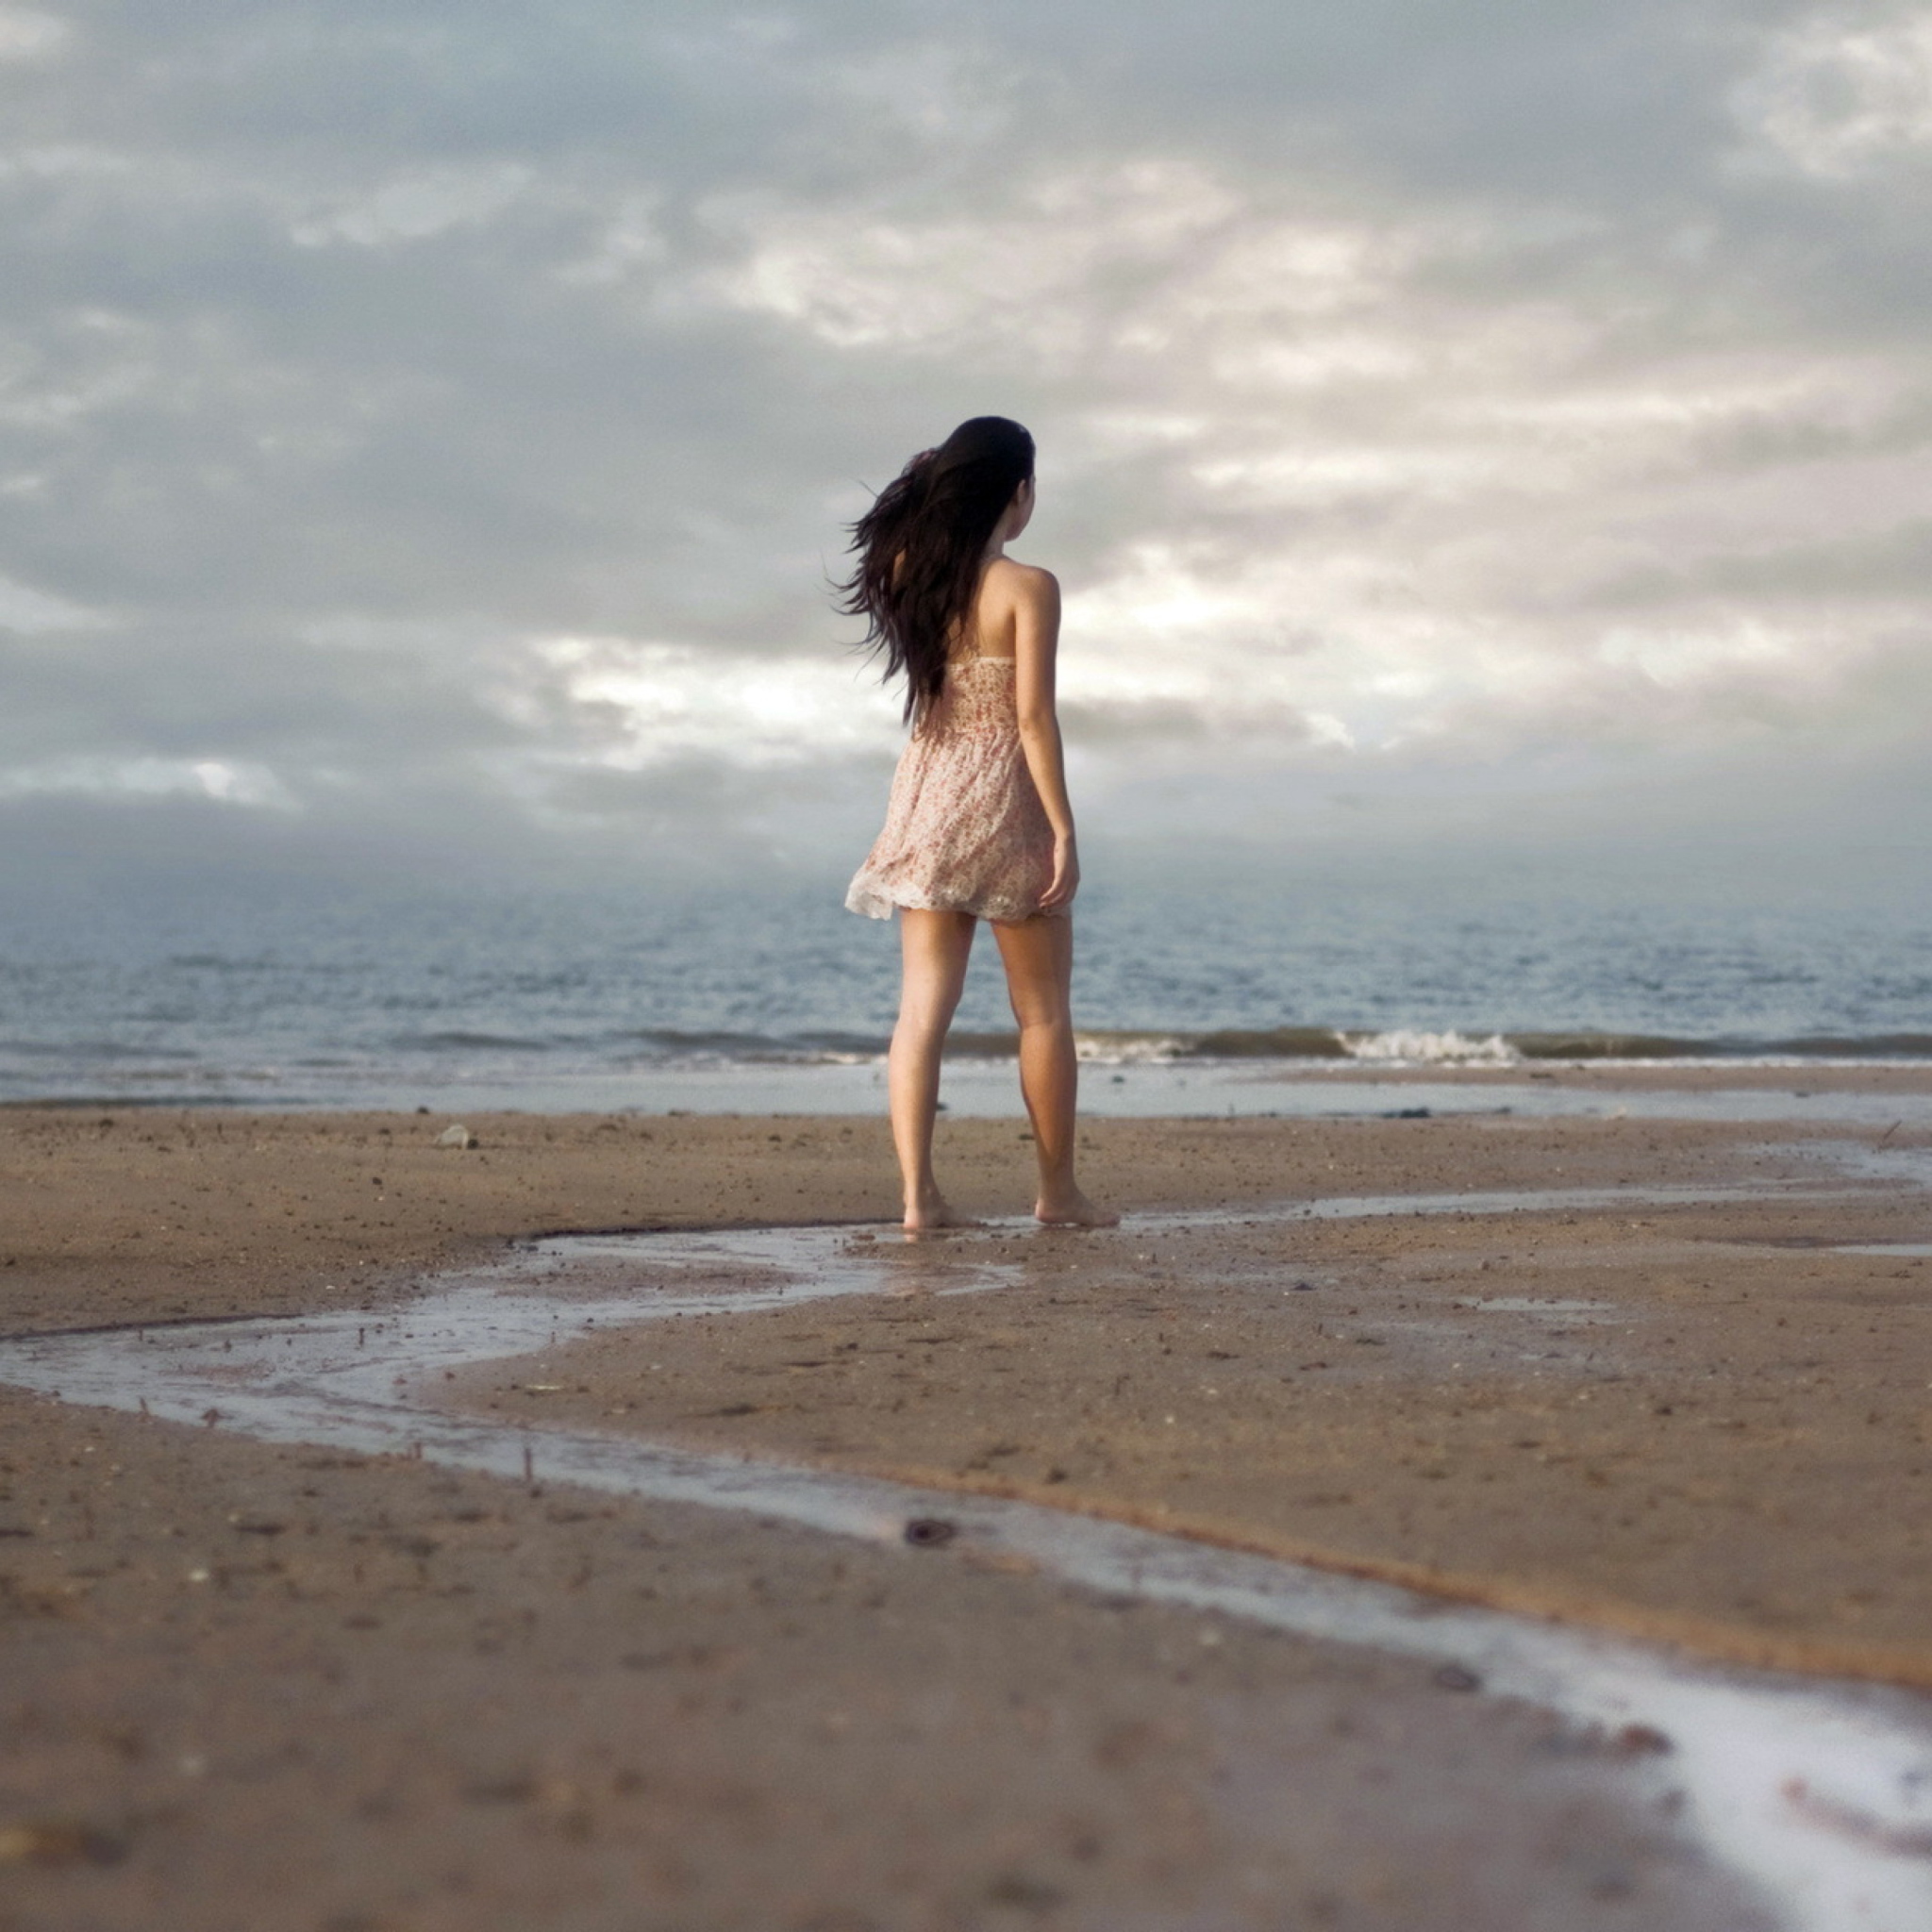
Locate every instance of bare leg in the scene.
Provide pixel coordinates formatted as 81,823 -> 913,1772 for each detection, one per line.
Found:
991,914 -> 1117,1226
890,909 -> 978,1230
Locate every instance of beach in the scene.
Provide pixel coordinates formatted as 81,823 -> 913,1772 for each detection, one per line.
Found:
4,1072 -> 1931,1926
15,4 -> 1932,1924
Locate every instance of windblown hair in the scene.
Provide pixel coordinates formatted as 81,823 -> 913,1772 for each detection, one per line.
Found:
839,416 -> 1036,723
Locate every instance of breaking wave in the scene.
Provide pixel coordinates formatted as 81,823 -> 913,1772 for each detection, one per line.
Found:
943,1028 -> 1932,1067
1339,1029 -> 1517,1064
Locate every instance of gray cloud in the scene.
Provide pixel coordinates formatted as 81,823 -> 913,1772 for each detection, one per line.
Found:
1,0 -> 1928,892
1589,517 -> 1932,605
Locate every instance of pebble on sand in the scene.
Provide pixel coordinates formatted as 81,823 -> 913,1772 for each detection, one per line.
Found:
0,1820 -> 126,1868
436,1124 -> 479,1150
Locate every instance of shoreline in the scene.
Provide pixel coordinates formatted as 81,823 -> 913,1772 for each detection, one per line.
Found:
11,1054 -> 1932,1124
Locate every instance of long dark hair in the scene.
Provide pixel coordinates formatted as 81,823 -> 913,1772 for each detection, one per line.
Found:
839,415 -> 1036,723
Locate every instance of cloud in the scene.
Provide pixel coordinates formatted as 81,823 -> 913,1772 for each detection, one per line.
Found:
0,569 -> 103,630
1734,6 -> 1932,177
0,8 -> 66,63
0,1 -> 1927,891
289,164 -> 538,249
0,754 -> 294,808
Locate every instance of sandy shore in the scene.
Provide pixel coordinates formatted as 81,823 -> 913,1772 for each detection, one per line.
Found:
3,1078 -> 1929,1926
441,1141 -> 1932,1684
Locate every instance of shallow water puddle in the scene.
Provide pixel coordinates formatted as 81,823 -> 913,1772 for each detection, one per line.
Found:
6,1177 -> 1932,1932
1150,1177 -> 1850,1228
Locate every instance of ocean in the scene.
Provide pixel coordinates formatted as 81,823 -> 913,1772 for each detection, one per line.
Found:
3,864 -> 1927,1116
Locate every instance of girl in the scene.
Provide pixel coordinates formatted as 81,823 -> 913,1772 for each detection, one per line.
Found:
843,416 -> 1115,1232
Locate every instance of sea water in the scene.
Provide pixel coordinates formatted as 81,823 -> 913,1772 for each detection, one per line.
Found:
2,869 -> 1927,1110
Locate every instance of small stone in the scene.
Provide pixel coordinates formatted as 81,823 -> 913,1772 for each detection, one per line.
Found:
904,1517 -> 958,1547
436,1124 -> 478,1150
0,1819 -> 126,1867
1432,1663 -> 1482,1692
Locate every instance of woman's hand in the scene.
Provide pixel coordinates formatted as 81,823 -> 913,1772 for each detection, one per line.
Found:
1038,833 -> 1079,911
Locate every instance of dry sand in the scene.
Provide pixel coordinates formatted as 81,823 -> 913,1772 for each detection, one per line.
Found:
3,1082 -> 1928,1927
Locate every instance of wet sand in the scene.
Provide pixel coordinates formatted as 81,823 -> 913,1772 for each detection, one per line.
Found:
439,1137 -> 1932,1683
3,1080 -> 1930,1926
0,1393 -> 1779,1932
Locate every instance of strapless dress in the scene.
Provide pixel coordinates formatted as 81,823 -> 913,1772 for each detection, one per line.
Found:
845,657 -> 1062,924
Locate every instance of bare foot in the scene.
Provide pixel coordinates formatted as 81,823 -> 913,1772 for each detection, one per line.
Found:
1035,1189 -> 1119,1228
903,1195 -> 982,1233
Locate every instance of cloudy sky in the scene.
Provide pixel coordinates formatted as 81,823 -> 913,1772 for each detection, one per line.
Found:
4,0 -> 1931,899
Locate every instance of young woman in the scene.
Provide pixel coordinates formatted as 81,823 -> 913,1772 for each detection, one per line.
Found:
842,416 -> 1116,1233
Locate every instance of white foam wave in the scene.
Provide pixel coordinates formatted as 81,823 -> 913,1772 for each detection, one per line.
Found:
1073,1033 -> 1187,1064
1341,1028 -> 1521,1065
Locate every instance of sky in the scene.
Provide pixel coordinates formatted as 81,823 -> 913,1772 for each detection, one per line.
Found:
4,0 -> 1931,904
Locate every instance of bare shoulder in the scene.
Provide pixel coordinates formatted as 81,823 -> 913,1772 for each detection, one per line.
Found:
986,557 -> 1059,609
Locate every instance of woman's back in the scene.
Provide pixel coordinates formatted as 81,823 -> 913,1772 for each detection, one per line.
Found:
947,554 -> 1050,667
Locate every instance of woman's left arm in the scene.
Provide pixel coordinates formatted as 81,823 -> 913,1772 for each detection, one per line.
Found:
1011,566 -> 1080,910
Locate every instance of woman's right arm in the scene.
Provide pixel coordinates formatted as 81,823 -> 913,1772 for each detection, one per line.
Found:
1010,565 -> 1080,911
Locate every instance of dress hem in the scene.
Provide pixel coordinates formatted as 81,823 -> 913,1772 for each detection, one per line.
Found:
845,877 -> 1068,924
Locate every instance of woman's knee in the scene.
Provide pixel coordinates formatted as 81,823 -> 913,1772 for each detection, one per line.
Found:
896,991 -> 958,1036
1008,991 -> 1072,1033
